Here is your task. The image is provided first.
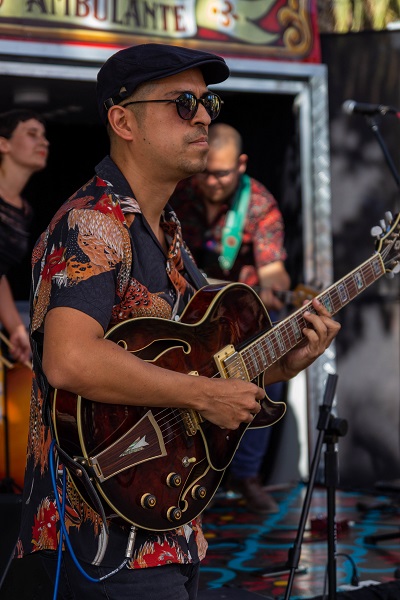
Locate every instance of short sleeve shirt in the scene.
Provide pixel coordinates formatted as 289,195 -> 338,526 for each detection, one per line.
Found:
16,156 -> 207,570
170,175 -> 287,288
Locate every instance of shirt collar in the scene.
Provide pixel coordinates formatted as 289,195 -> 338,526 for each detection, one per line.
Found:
95,155 -> 141,215
95,156 -> 132,196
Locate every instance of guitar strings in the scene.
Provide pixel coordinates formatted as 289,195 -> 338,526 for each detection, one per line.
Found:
240,257 -> 385,378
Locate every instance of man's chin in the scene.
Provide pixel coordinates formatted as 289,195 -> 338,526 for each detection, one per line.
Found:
203,195 -> 226,205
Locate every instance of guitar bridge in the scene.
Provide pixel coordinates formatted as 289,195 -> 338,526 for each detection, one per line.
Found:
181,409 -> 202,436
214,345 -> 249,380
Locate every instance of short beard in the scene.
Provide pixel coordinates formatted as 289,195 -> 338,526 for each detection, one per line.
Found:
180,152 -> 208,178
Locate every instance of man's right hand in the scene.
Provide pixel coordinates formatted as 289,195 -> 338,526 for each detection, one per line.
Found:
196,377 -> 264,430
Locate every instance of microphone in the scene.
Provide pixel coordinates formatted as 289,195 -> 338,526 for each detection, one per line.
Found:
342,99 -> 399,117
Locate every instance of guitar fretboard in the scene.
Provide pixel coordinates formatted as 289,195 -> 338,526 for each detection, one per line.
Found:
241,254 -> 385,380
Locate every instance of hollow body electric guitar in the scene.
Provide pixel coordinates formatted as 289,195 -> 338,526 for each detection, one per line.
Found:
53,214 -> 400,530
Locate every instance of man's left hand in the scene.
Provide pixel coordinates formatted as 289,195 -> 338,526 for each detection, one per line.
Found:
279,298 -> 340,379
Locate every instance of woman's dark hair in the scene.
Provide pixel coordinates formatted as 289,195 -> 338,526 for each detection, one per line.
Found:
0,109 -> 46,139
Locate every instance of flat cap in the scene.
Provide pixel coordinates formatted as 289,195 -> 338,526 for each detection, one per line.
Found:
97,43 -> 230,125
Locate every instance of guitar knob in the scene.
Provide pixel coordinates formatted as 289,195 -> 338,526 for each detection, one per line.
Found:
370,226 -> 383,237
167,506 -> 183,522
141,493 -> 157,509
191,485 -> 207,500
166,473 -> 182,488
392,263 -> 400,274
385,211 -> 393,226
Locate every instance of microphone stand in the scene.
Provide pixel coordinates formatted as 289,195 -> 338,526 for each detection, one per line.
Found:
284,374 -> 346,600
261,374 -> 346,600
365,115 -> 400,189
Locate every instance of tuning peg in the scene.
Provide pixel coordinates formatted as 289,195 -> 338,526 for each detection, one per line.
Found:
392,263 -> 400,274
370,225 -> 383,237
385,271 -> 395,279
380,219 -> 387,231
385,211 -> 394,226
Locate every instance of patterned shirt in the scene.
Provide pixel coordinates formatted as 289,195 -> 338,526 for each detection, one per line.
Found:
16,156 -> 207,570
170,175 -> 287,287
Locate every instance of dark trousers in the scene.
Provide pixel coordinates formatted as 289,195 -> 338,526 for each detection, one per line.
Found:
37,550 -> 200,600
2,550 -> 200,600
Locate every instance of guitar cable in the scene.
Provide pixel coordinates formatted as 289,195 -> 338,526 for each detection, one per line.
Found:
49,439 -> 137,599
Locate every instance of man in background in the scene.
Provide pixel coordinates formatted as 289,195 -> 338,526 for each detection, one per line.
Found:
171,123 -> 291,514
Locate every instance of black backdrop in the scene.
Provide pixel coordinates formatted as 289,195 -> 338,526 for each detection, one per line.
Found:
9,92 -> 300,298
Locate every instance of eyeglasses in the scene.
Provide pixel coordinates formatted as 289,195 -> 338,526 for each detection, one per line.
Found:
197,168 -> 237,179
121,91 -> 223,121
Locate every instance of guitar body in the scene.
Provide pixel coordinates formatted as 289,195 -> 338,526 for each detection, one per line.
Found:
53,283 -> 286,530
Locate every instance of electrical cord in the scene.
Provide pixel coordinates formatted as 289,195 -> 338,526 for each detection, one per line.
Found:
49,439 -> 137,598
336,552 -> 360,586
320,552 -> 360,599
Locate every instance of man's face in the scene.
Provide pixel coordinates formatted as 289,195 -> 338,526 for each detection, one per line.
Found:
194,145 -> 245,204
121,68 -> 214,183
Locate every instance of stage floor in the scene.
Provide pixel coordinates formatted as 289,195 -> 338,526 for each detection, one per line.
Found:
198,481 -> 400,599
2,483 -> 400,599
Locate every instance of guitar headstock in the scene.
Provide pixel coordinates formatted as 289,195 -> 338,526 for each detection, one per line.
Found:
372,212 -> 400,277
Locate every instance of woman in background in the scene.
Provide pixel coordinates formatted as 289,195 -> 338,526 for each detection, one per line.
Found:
0,109 -> 49,365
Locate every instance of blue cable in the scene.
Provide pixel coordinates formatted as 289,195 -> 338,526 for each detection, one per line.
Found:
49,439 -> 99,587
48,439 -> 133,597
53,463 -> 67,600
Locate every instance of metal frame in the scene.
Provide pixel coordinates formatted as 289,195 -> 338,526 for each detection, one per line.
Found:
0,44 -> 335,459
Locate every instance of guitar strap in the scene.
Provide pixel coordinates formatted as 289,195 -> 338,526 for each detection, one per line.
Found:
54,440 -> 110,532
218,174 -> 251,272
181,245 -> 209,291
44,392 -> 110,530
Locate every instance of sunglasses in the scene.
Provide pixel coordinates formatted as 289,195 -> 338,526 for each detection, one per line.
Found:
121,91 -> 223,121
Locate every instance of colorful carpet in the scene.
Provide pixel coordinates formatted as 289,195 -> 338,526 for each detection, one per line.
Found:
198,483 -> 400,599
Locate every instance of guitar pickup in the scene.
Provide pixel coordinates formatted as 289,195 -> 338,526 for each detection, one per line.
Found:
214,345 -> 249,381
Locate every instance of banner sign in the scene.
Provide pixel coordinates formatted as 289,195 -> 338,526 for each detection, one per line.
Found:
0,0 -> 321,62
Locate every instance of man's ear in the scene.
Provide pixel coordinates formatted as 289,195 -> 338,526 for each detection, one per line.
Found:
107,106 -> 135,141
238,153 -> 248,174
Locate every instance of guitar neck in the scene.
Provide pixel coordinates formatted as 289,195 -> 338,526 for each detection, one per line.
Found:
241,253 -> 385,380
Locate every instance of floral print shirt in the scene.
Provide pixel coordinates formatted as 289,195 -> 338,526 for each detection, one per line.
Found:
16,156 -> 207,570
170,175 -> 287,288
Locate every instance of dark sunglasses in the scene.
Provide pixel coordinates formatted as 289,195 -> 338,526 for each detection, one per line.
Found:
121,91 -> 223,121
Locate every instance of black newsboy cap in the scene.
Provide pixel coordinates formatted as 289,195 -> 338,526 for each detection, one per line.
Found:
96,43 -> 230,125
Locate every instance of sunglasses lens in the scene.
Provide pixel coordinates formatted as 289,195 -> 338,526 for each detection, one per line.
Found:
176,93 -> 197,119
203,94 -> 221,120
175,92 -> 222,120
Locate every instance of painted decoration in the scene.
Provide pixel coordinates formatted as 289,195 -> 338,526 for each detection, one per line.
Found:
0,0 -> 321,62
